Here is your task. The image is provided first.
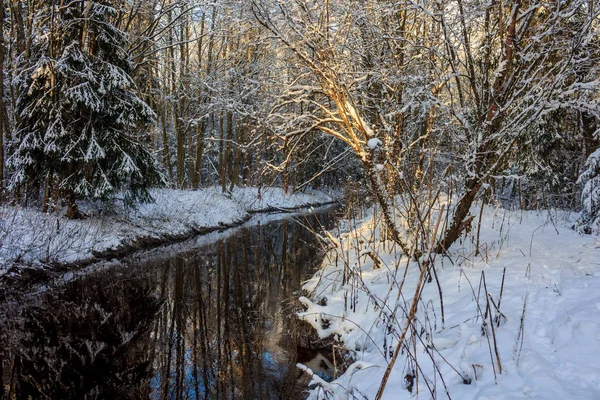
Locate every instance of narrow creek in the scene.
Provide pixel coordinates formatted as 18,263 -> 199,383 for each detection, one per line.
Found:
0,206 -> 340,399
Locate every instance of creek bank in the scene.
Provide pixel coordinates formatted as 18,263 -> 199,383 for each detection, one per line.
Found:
1,204 -> 342,399
297,204 -> 600,400
0,187 -> 339,294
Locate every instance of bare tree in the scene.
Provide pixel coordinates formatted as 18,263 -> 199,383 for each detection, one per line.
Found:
252,0 -> 600,258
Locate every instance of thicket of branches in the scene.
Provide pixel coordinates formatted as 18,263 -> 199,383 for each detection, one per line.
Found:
0,0 -> 597,236
251,0 -> 600,245
0,0 -> 351,214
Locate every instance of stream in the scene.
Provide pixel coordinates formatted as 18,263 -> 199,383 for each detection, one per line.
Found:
0,206 -> 339,400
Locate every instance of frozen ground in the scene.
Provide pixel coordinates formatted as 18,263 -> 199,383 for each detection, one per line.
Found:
298,203 -> 600,399
0,186 -> 337,278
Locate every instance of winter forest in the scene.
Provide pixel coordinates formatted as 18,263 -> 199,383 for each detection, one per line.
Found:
0,0 -> 599,399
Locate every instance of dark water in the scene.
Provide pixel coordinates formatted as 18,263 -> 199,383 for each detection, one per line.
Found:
0,207 -> 339,400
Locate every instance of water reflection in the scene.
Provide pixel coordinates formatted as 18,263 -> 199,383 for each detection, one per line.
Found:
0,208 -> 337,400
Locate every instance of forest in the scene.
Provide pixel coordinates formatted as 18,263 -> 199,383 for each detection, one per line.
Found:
0,0 -> 599,399
0,0 -> 597,228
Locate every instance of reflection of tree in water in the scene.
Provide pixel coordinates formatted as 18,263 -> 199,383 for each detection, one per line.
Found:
0,210 -> 336,400
152,212 -> 335,400
1,274 -> 161,399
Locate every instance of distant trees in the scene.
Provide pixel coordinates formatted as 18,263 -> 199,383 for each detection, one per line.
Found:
0,0 -> 347,214
121,0 -> 348,193
0,0 -> 596,226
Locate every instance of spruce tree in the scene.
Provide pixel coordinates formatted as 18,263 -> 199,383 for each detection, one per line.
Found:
577,148 -> 600,234
9,0 -> 163,217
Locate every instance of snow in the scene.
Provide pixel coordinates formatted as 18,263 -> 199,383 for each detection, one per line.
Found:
0,187 -> 337,278
367,138 -> 382,150
230,186 -> 336,212
298,204 -> 600,399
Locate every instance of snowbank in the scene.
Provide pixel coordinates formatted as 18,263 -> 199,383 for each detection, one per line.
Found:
231,186 -> 336,212
299,204 -> 600,399
0,187 -> 337,281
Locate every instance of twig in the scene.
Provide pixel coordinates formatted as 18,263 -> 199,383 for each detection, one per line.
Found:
482,272 -> 502,375
514,290 -> 529,366
375,205 -> 445,399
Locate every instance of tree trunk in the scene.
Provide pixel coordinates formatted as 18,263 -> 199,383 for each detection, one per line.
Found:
174,109 -> 185,188
168,6 -> 185,189
192,121 -> 205,188
435,179 -> 481,254
160,106 -> 174,181
42,171 -> 53,213
65,191 -> 81,219
219,113 -> 226,192
10,0 -> 25,56
225,112 -> 234,191
582,111 -> 598,158
362,156 -> 412,257
0,0 -> 5,198
232,120 -> 246,188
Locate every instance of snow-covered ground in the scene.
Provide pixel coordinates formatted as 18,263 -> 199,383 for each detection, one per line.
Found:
298,204 -> 600,399
0,186 -> 337,278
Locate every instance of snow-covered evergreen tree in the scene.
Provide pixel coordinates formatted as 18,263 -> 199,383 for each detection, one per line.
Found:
9,0 -> 162,215
577,148 -> 600,234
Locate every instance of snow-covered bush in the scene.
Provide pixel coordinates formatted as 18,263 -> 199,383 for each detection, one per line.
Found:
577,148 -> 600,234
